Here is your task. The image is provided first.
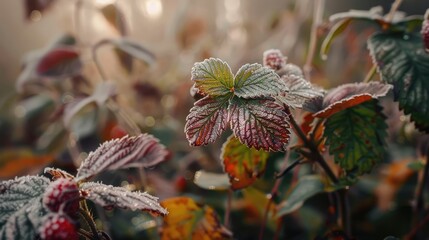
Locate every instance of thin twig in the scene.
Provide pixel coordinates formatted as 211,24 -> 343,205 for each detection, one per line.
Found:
406,209 -> 429,240
303,0 -> 325,80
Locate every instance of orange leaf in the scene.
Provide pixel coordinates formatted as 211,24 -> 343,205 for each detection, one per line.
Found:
160,197 -> 232,240
0,149 -> 54,179
221,135 -> 269,190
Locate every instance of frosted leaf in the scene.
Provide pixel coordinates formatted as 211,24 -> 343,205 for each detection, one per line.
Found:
191,58 -> 234,97
0,176 -> 50,240
228,97 -> 290,152
312,82 -> 392,118
80,182 -> 168,216
185,96 -> 230,146
277,72 -> 324,109
76,134 -> 168,181
234,63 -> 285,99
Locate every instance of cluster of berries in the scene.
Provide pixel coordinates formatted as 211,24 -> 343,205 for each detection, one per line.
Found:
38,178 -> 80,240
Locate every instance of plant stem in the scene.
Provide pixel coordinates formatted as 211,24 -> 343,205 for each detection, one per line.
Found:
224,189 -> 233,228
107,101 -> 141,135
363,65 -> 377,83
406,209 -> 429,240
79,208 -> 101,240
287,110 -> 351,235
304,0 -> 325,80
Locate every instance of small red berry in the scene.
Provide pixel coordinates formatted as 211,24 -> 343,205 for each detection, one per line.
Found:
38,214 -> 78,240
263,49 -> 286,71
43,178 -> 80,217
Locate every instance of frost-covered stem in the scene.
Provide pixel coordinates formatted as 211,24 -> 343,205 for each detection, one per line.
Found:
92,39 -> 111,81
224,189 -> 233,228
303,0 -> 325,80
287,110 -> 350,234
79,208 -> 101,240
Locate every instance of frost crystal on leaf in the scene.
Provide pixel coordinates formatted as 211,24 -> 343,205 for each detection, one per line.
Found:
76,133 -> 168,181
80,182 -> 168,216
191,58 -> 234,97
0,176 -> 50,240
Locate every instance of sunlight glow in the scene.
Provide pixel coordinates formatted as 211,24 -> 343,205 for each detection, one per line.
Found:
140,0 -> 163,19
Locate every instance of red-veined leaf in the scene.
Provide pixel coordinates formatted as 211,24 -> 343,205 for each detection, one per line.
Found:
160,197 -> 232,240
229,97 -> 290,152
80,182 -> 167,216
76,134 -> 168,181
36,47 -> 82,77
191,58 -> 234,97
233,63 -> 284,98
221,135 -> 269,190
309,82 -> 391,118
185,96 -> 230,146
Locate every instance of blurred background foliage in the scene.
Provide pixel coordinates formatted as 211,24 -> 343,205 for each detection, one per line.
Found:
0,0 -> 428,239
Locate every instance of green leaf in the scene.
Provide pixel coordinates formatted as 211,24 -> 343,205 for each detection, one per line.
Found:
228,97 -> 290,152
277,175 -> 325,217
324,100 -> 387,177
368,32 -> 429,132
185,96 -> 230,146
193,171 -> 231,190
191,58 -> 234,97
320,18 -> 352,59
221,135 -> 269,190
0,176 -> 50,240
233,63 -> 284,98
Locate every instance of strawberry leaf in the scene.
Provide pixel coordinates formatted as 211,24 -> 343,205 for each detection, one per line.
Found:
185,96 -> 230,146
160,197 -> 232,240
0,176 -> 50,240
233,63 -> 284,98
229,97 -> 290,152
191,58 -> 234,97
76,134 -> 168,181
368,32 -> 429,132
36,47 -> 82,77
80,182 -> 168,216
311,82 -> 391,118
277,72 -> 324,109
324,100 -> 387,177
221,135 -> 269,190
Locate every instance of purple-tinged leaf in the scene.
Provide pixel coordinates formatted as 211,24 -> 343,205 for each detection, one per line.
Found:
308,82 -> 392,118
76,134 -> 168,181
185,96 -> 230,146
63,82 -> 117,127
229,97 -> 290,152
277,72 -> 324,109
80,182 -> 168,216
0,176 -> 50,239
36,47 -> 82,77
233,63 -> 284,99
191,58 -> 234,97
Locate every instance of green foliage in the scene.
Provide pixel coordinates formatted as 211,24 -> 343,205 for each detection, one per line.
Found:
324,100 -> 387,177
368,32 -> 429,132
